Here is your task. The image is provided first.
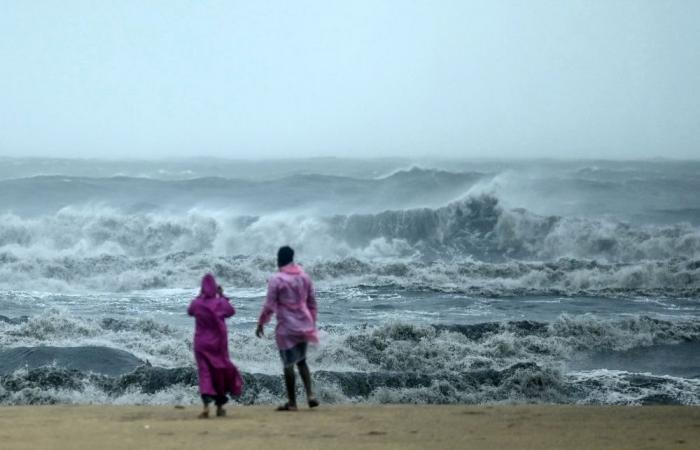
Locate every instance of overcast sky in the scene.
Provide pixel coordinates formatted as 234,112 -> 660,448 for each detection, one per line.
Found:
1,1 -> 698,159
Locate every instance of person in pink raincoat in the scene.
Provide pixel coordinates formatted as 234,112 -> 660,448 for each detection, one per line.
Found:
188,273 -> 243,418
256,246 -> 320,411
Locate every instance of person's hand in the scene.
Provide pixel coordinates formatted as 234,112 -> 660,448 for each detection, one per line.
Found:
255,324 -> 264,338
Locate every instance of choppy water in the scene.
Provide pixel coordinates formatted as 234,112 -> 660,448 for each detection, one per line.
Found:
0,157 -> 698,405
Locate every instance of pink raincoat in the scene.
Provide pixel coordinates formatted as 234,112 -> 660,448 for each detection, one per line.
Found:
258,264 -> 319,350
187,274 -> 243,398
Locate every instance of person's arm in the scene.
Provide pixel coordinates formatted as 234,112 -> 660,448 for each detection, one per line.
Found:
187,300 -> 196,317
306,277 -> 317,323
220,296 -> 235,318
256,278 -> 277,337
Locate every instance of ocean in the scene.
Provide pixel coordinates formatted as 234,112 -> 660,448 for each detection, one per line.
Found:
0,157 -> 698,406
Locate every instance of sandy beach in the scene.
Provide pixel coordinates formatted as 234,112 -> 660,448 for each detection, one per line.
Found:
0,405 -> 697,450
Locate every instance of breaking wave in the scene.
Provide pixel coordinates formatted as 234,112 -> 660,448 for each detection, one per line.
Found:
1,161 -> 699,406
1,313 -> 698,406
4,363 -> 697,406
0,194 -> 698,295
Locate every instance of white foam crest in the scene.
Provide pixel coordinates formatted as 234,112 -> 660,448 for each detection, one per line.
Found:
1,315 -> 699,406
0,196 -> 698,294
0,207 -> 220,258
0,373 -> 201,406
570,369 -> 700,405
0,250 -> 697,296
0,309 -> 193,367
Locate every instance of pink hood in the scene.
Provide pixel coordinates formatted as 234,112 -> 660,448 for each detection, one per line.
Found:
280,263 -> 302,275
200,273 -> 218,298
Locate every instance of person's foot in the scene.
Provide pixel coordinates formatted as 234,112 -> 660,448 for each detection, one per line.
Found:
198,410 -> 210,419
308,397 -> 320,408
276,403 -> 298,411
216,407 -> 226,417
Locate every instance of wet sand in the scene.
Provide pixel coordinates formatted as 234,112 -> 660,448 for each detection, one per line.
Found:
0,405 -> 698,450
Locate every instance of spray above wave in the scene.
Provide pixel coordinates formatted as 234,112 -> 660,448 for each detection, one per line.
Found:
0,156 -> 413,182
3,159 -> 699,225
0,168 -> 484,216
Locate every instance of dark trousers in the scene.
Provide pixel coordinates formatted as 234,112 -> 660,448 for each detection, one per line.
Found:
201,394 -> 228,406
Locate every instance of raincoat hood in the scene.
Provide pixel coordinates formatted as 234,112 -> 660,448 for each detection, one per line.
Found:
280,263 -> 302,275
201,273 -> 218,298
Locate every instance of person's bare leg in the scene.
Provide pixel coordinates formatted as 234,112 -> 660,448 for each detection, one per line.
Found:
297,360 -> 319,407
280,365 -> 298,410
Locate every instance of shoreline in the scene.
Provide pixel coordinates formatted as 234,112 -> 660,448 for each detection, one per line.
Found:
0,404 -> 698,450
